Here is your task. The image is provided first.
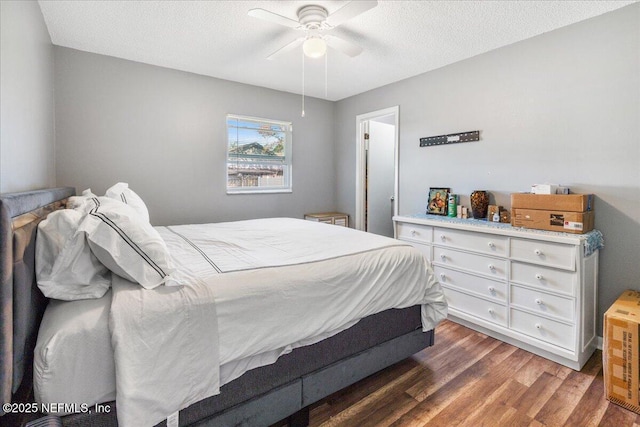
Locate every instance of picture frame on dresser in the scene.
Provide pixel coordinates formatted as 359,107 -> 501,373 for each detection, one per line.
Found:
427,188 -> 450,215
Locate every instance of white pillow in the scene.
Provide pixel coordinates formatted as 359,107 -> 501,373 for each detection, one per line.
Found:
105,182 -> 150,223
78,197 -> 173,289
36,209 -> 111,301
66,188 -> 97,210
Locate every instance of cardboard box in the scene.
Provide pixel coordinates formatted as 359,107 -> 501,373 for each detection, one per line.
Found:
604,290 -> 640,414
511,209 -> 594,234
511,193 -> 594,212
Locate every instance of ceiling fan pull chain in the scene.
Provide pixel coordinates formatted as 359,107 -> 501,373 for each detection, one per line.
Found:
325,48 -> 328,99
301,49 -> 305,117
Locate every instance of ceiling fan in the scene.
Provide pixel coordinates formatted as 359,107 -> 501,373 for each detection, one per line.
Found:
248,1 -> 378,60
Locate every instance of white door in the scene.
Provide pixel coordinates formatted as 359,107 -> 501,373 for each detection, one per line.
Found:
367,119 -> 396,237
355,106 -> 399,237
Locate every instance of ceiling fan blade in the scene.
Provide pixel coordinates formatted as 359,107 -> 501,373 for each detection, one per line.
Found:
325,35 -> 363,57
325,0 -> 378,27
248,8 -> 301,29
266,37 -> 305,60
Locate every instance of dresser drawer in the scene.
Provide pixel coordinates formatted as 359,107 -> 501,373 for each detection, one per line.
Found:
510,285 -> 575,322
397,223 -> 432,244
510,309 -> 575,350
434,227 -> 507,256
435,266 -> 507,303
434,247 -> 506,279
445,287 -> 508,327
511,238 -> 576,271
511,262 -> 576,296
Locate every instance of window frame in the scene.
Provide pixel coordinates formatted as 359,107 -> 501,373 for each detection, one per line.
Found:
225,114 -> 293,195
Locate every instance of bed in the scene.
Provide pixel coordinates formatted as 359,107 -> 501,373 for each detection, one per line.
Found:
0,187 -> 446,427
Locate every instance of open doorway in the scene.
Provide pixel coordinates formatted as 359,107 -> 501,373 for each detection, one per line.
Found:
355,106 -> 399,237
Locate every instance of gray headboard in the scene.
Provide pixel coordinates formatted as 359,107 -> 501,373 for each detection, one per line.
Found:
0,187 -> 75,413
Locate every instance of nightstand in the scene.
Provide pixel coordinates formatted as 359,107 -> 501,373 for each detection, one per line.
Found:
304,212 -> 349,227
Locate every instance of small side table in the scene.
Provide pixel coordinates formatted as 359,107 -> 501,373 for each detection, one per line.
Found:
304,212 -> 349,227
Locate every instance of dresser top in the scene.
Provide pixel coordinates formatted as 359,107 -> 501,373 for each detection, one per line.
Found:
394,214 -> 603,255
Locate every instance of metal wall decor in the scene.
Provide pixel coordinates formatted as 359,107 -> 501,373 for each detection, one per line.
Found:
420,130 -> 480,147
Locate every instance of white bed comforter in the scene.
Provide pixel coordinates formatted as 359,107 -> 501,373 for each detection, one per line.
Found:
109,218 -> 447,426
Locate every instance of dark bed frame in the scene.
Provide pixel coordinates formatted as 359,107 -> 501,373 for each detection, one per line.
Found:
0,188 -> 435,426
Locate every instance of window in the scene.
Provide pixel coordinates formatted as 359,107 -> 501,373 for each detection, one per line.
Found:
226,115 -> 292,194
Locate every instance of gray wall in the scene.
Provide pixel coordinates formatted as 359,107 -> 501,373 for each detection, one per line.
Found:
54,47 -> 336,226
334,3 -> 640,335
0,1 -> 55,193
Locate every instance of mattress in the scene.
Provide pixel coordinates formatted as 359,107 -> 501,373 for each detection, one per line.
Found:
33,289 -> 245,412
34,218 -> 446,426
34,290 -> 385,411
34,294 -> 426,419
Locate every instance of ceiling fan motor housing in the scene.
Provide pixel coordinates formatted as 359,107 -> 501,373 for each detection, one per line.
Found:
297,5 -> 330,30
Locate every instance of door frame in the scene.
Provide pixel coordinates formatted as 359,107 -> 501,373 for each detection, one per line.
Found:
355,106 -> 399,232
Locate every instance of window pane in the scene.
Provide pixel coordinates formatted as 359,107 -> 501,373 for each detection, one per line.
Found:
228,119 -> 285,161
226,115 -> 291,193
227,162 -> 285,188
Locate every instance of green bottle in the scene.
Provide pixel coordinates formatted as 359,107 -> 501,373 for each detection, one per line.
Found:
448,194 -> 457,217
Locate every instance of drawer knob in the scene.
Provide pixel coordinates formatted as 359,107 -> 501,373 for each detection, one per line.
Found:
488,308 -> 495,315
488,242 -> 495,248
534,249 -> 543,256
488,286 -> 495,292
488,264 -> 495,271
535,273 -> 544,280
535,323 -> 542,330
411,229 -> 417,236
440,254 -> 447,261
535,298 -> 543,305
440,234 -> 446,242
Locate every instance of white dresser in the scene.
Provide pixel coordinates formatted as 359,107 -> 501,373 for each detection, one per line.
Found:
394,214 -> 601,370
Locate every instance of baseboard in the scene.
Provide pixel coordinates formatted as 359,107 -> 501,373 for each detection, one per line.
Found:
597,335 -> 603,350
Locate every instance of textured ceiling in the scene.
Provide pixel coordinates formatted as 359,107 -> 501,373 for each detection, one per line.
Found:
38,0 -> 636,101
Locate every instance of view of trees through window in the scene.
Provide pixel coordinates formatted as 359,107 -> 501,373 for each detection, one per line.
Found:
227,115 -> 292,193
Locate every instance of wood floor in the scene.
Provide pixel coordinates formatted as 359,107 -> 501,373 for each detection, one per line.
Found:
300,319 -> 640,427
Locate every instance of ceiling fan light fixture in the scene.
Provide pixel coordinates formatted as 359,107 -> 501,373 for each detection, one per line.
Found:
303,37 -> 327,58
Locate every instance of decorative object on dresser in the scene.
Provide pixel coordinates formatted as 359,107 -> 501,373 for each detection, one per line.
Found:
427,188 -> 450,216
304,212 -> 349,227
499,208 -> 511,224
447,194 -> 458,218
488,205 -> 501,222
394,214 -> 603,370
470,190 -> 490,219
